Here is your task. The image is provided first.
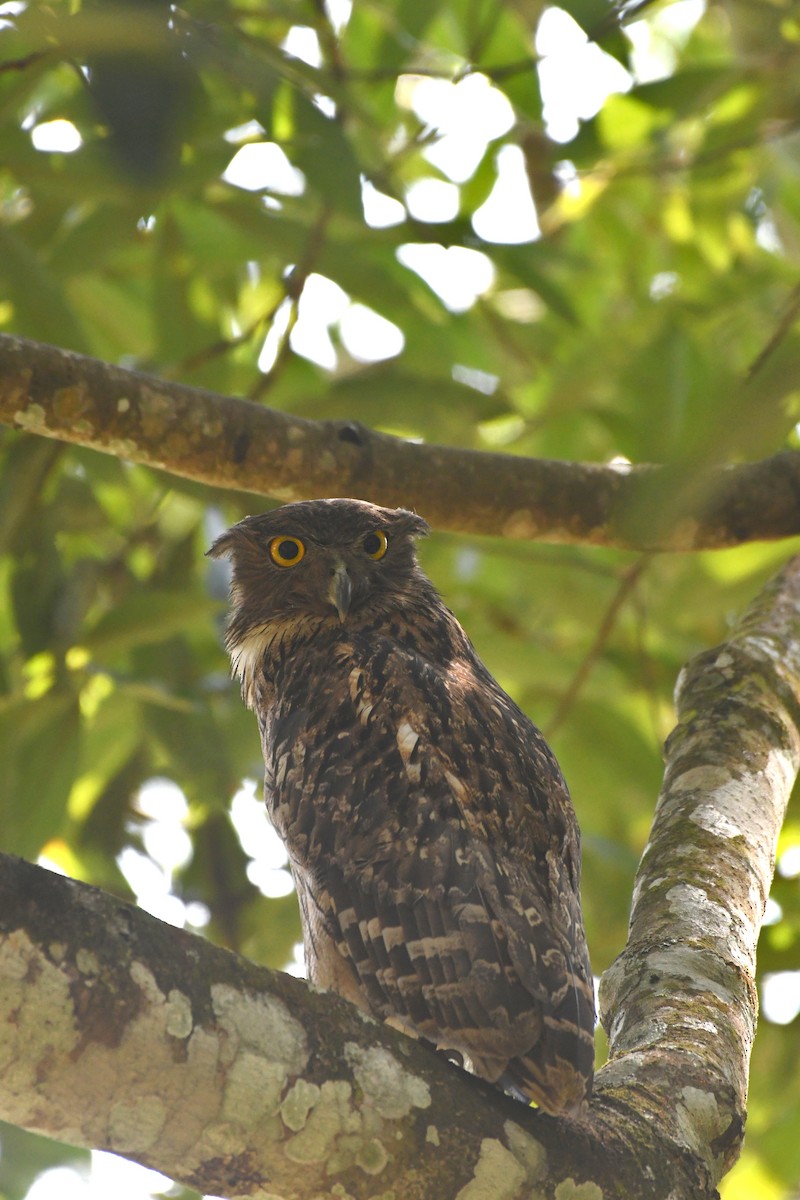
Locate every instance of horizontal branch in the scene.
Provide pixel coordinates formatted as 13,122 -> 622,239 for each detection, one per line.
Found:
0,854 -> 684,1200
2,333 -> 800,550
598,553 -> 800,1187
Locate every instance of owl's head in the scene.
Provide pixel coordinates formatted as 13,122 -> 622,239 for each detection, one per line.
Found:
209,499 -> 430,684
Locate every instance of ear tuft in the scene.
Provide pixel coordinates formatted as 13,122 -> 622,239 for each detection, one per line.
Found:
206,529 -> 237,560
395,509 -> 430,539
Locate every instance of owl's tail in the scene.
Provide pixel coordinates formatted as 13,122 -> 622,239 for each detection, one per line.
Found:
500,964 -> 596,1114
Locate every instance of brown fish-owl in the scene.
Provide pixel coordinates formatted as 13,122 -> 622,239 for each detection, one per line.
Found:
209,498 -> 594,1112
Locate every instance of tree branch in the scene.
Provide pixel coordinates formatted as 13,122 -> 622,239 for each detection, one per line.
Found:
598,553 -> 800,1187
0,853 -> 670,1199
2,557 -> 800,1197
2,332 -> 800,551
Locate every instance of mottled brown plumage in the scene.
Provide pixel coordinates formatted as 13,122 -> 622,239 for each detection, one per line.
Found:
209,498 -> 594,1112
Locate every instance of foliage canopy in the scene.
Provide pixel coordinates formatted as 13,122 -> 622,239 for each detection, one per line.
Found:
1,0 -> 800,1196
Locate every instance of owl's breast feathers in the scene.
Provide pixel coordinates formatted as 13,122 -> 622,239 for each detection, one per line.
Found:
258,611 -> 595,1114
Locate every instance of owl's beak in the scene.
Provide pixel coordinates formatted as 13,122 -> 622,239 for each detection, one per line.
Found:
327,560 -> 352,622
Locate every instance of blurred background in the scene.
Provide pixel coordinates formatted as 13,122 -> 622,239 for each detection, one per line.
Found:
1,0 -> 800,1196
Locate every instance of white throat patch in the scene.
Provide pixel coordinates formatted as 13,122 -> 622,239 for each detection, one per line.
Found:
228,625 -> 275,709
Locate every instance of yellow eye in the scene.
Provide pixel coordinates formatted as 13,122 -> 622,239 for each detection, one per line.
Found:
269,535 -> 305,567
363,530 -> 388,560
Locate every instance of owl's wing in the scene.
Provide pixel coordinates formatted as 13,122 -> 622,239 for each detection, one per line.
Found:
468,839 -> 596,1108
299,643 -> 594,1108
277,635 -> 594,1112
302,821 -> 528,1092
324,781 -> 593,1111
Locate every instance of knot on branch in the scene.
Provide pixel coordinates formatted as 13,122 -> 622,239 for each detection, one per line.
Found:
335,422 -> 367,447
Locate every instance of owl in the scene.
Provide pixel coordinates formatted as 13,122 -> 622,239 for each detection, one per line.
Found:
209,498 -> 594,1113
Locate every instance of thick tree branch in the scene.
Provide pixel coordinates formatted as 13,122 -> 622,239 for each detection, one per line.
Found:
2,332 -> 800,551
2,558 -> 800,1197
0,853 -> 670,1200
598,554 -> 800,1187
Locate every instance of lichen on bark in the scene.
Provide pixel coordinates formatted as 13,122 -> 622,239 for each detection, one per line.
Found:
598,555 -> 800,1187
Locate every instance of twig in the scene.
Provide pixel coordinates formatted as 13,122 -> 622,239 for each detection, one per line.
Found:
0,50 -> 50,73
745,280 -> 800,382
168,207 -> 332,390
544,556 -> 649,737
248,206 -> 332,401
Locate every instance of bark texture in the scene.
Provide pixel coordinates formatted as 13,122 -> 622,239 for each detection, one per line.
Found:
2,332 -> 800,550
0,854 -> 656,1200
2,556 -> 800,1198
598,555 -> 800,1187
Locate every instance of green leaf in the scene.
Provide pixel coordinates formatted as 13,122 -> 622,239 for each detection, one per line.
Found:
0,694 -> 82,858
0,226 -> 88,350
0,1123 -> 89,1200
290,92 -> 364,218
84,590 -> 221,656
